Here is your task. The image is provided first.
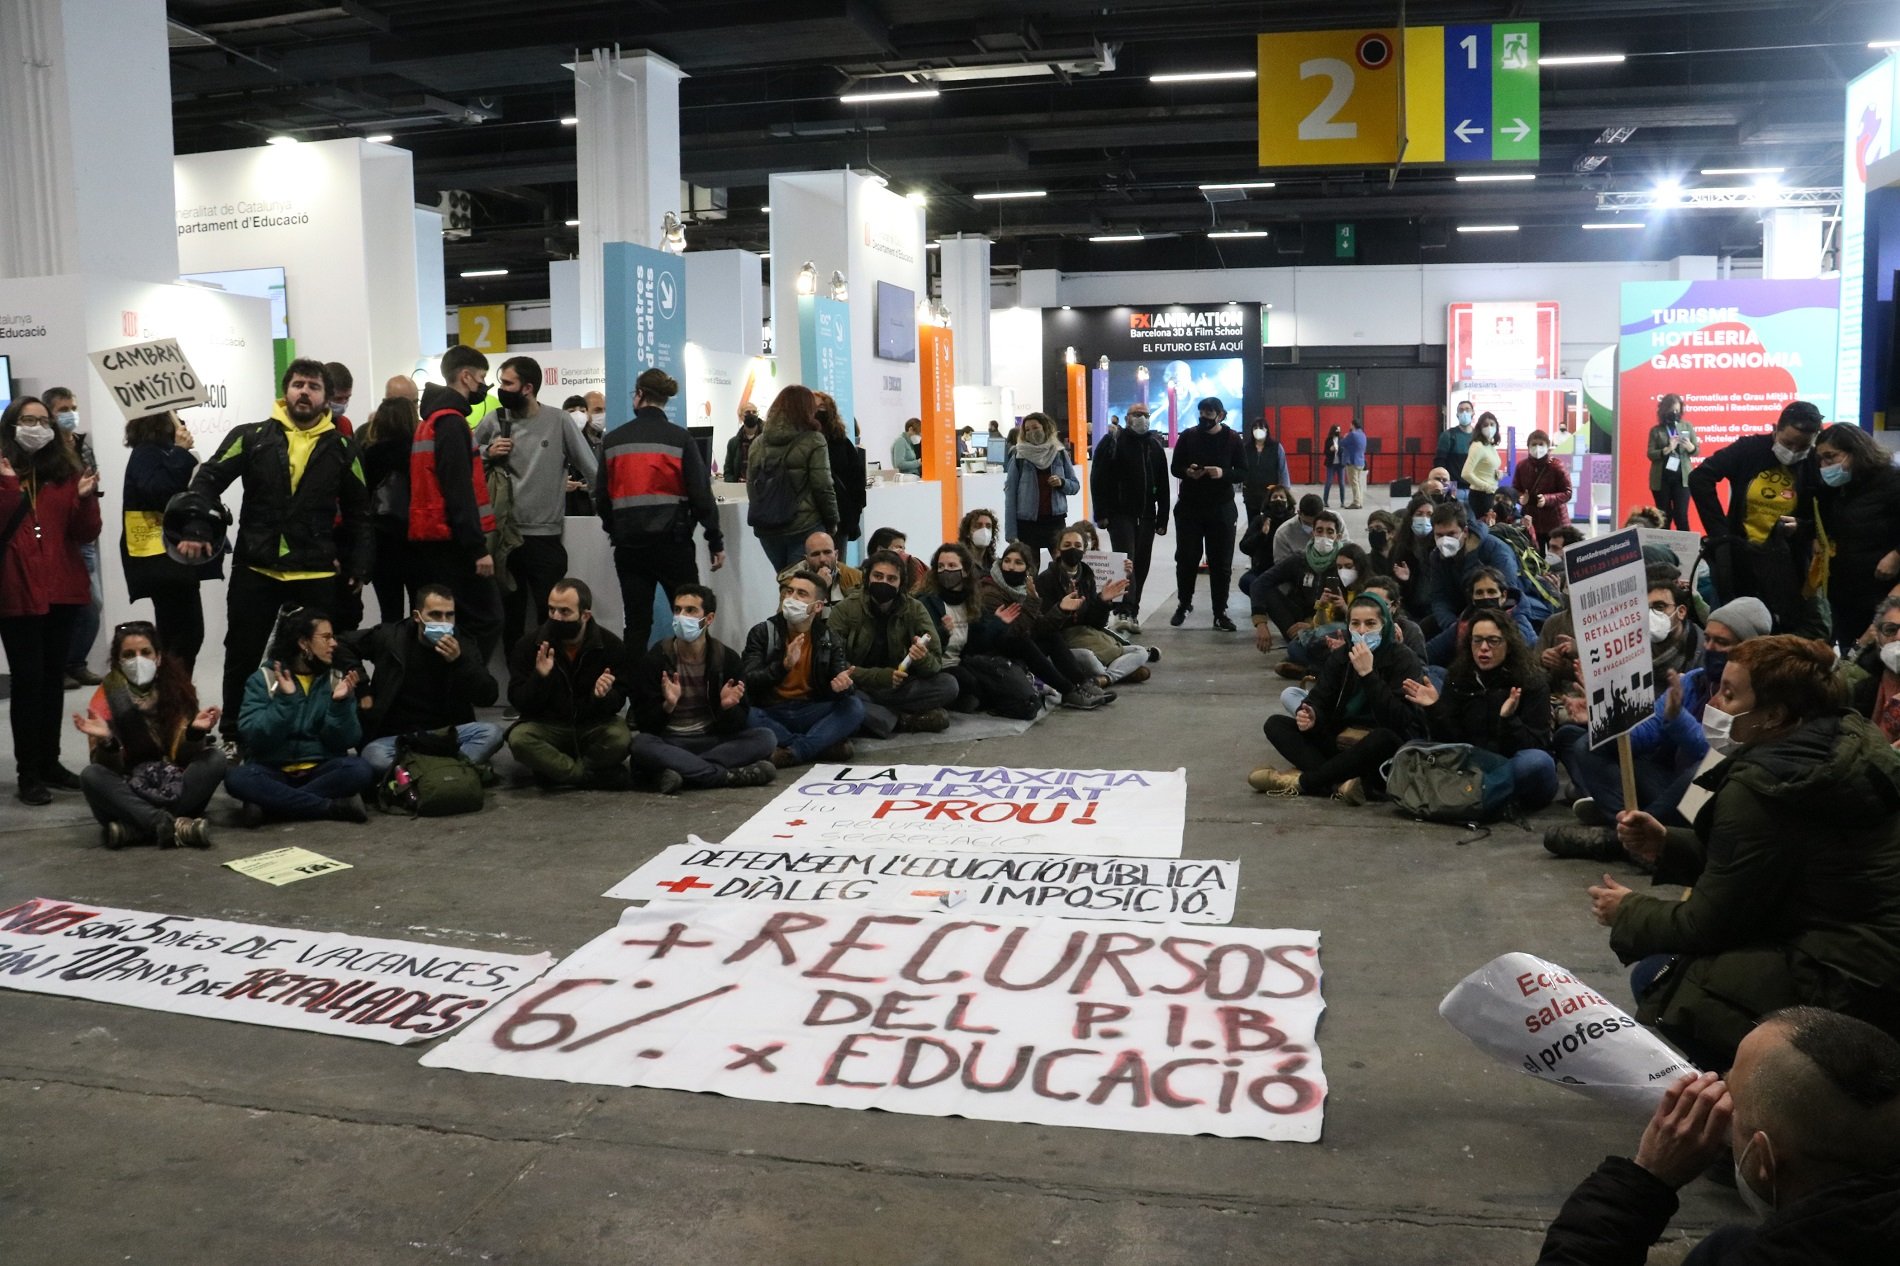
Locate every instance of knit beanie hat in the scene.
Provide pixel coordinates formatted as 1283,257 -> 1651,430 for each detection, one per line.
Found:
1706,596 -> 1771,642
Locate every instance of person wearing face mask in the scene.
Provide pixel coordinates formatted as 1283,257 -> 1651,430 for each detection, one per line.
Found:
1038,527 -> 1151,687
1434,402 -> 1477,492
1319,424 -> 1346,507
404,344 -> 503,663
724,408 -> 764,483
742,570 -> 864,764
1645,574 -> 1706,678
1237,420 -> 1291,526
1424,503 -> 1530,649
977,541 -> 1109,710
919,543 -> 1037,719
1340,417 -> 1368,510
1169,398 -> 1248,631
559,395 -> 597,515
223,606 -> 375,825
1422,565 -> 1537,669
1264,542 -> 1375,675
957,507 -> 1003,572
1536,1006 -> 1900,1264
1512,429 -> 1573,546
866,526 -> 930,593
119,409 -> 219,671
1251,593 -> 1428,801
1848,596 -> 1900,744
505,579 -> 633,789
1645,393 -> 1699,530
1089,405 -> 1170,633
1813,423 -> 1900,656
3,396 -> 105,804
1270,493 -> 1331,566
1462,412 -> 1504,520
582,392 -> 607,446
1249,510 -> 1351,651
627,585 -> 777,793
1419,466 -> 1457,504
475,356 -> 599,657
1401,612 -> 1557,815
1585,635 -> 1900,1073
1004,411 -> 1080,570
41,387 -> 105,688
1382,494 -> 1440,623
827,551 -> 958,736
890,418 -> 924,476
72,621 -> 223,848
1689,400 -> 1829,638
336,583 -> 502,779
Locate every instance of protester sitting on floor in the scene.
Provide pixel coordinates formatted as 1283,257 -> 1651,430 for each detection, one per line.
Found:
1426,565 -> 1538,669
776,529 -> 861,604
919,543 -> 1042,719
1039,525 -> 1152,686
1420,466 -> 1456,503
1358,576 -> 1427,655
958,507 -> 1002,572
1401,611 -> 1558,814
628,585 -> 777,793
1269,546 -> 1376,678
339,583 -> 503,777
1426,501 -> 1537,650
1250,510 -> 1351,651
1362,509 -> 1399,578
224,607 -> 375,825
1646,567 -> 1707,678
1535,1007 -> 1900,1264
1270,493 -> 1328,565
1848,596 -> 1900,743
978,541 -> 1110,711
744,569 -> 864,765
1251,593 -> 1426,802
866,526 -> 931,593
1587,635 -> 1900,1071
1386,494 -> 1441,627
504,578 -> 632,790
1546,597 -> 1771,861
73,621 -> 223,849
827,550 -> 958,737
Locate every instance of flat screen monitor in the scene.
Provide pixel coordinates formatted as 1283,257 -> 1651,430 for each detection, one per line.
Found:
0,354 -> 11,413
179,265 -> 290,339
985,436 -> 1005,463
874,281 -> 916,363
1106,356 -> 1245,428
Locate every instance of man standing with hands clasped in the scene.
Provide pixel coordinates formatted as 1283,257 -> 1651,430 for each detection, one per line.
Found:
1169,397 -> 1247,631
1091,402 -> 1169,634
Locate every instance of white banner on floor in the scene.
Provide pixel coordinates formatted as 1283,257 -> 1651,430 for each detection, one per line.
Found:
605,839 -> 1237,924
0,897 -> 553,1045
422,903 -> 1326,1140
719,764 -> 1188,858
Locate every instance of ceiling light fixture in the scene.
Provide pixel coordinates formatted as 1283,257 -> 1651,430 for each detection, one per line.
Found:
1581,221 -> 1646,230
1150,70 -> 1256,83
265,134 -> 298,146
1198,181 -> 1276,191
1455,172 -> 1537,183
364,134 -> 393,144
1209,230 -> 1270,238
906,190 -> 928,206
1538,53 -> 1626,66
564,218 -> 580,227
459,268 -> 508,277
972,189 -> 1047,201
838,87 -> 941,104
1870,40 -> 1900,49
1089,233 -> 1145,242
559,116 -> 579,126
1700,165 -> 1786,176
1456,224 -> 1520,233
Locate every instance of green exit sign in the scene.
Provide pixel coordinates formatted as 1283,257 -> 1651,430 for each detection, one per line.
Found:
1317,371 -> 1347,402
1335,224 -> 1356,258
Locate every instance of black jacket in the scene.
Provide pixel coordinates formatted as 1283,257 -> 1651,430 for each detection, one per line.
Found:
1170,424 -> 1247,521
1536,1154 -> 1900,1265
1304,639 -> 1427,742
741,613 -> 854,703
414,383 -> 489,558
338,618 -> 499,739
827,434 -> 867,541
505,620 -> 629,726
630,636 -> 750,735
122,442 -> 221,597
597,405 -> 723,552
1689,433 -> 1822,548
1820,468 -> 1900,580
190,414 -> 370,579
1090,429 -> 1170,528
1425,668 -> 1552,755
1036,559 -> 1113,631
724,428 -> 759,483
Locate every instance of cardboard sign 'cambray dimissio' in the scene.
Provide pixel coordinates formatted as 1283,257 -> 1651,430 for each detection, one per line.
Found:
87,337 -> 209,422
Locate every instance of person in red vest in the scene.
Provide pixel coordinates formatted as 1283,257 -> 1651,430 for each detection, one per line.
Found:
408,344 -> 503,660
597,367 -> 725,652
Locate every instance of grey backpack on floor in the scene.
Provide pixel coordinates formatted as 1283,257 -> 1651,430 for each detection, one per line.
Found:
1382,741 -> 1487,823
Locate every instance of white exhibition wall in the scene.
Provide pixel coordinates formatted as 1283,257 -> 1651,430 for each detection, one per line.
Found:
0,273 -> 273,676
174,138 -> 422,391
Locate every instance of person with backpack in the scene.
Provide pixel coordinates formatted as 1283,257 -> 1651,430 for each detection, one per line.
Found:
978,541 -> 1110,711
119,410 -> 220,671
827,550 -> 960,736
1512,429 -> 1573,546
1250,592 -> 1426,801
742,568 -> 864,765
223,607 -> 375,825
747,386 -> 839,570
336,582 -> 503,778
1400,611 -> 1557,815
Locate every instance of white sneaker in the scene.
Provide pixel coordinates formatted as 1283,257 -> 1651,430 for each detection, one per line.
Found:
1125,617 -> 1142,635
1112,614 -> 1132,633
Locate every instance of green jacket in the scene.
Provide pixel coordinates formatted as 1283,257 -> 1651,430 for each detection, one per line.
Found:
237,667 -> 363,767
1611,711 -> 1900,1060
826,590 -> 945,691
748,418 -> 838,536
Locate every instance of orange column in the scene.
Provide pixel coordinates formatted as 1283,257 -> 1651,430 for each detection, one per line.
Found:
920,323 -> 960,544
1066,361 -> 1089,519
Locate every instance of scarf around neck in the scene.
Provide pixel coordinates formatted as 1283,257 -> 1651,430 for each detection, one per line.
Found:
1013,436 -> 1061,469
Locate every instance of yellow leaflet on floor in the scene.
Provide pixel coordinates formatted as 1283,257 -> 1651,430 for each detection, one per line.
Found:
224,847 -> 352,886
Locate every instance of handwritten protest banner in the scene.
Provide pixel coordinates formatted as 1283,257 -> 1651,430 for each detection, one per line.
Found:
606,839 -> 1237,924
87,337 -> 209,422
720,765 -> 1187,858
422,903 -> 1326,1140
0,897 -> 552,1044
1439,952 -> 1698,1113
1562,528 -> 1655,748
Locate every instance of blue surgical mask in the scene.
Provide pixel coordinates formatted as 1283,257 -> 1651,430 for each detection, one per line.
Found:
1820,462 -> 1851,487
55,410 -> 79,432
422,621 -> 455,644
673,613 -> 706,643
1411,517 -> 1432,537
1351,630 -> 1382,652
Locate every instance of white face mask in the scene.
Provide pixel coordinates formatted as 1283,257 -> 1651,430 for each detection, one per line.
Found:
1435,534 -> 1462,559
1310,536 -> 1339,556
780,598 -> 812,626
1335,566 -> 1359,588
1252,428 -> 1267,440
1881,642 -> 1900,675
1772,440 -> 1808,466
1127,414 -> 1150,434
13,423 -> 55,453
1648,609 -> 1675,642
1734,1135 -> 1776,1219
1701,701 -> 1749,755
1529,444 -> 1549,459
1478,426 -> 1495,442
120,655 -> 158,686
971,527 -> 994,549
567,409 -> 587,425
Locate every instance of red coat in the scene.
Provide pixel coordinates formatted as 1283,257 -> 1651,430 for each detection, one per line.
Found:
1512,455 -> 1573,544
0,472 -> 102,617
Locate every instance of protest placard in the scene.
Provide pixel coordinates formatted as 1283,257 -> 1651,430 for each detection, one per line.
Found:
606,839 -> 1237,924
224,847 -> 352,886
1563,529 -> 1655,749
1082,549 -> 1129,590
87,337 -> 209,422
0,897 -> 552,1044
1636,527 -> 1704,577
718,765 -> 1187,858
1439,952 -> 1698,1113
422,902 -> 1326,1140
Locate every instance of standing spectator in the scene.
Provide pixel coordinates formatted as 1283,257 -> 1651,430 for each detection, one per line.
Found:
724,408 -> 763,482
477,355 -> 600,656
407,345 -> 503,661
817,392 -> 865,544
1512,429 -> 1573,546
320,362 -> 355,432
223,607 -> 374,825
1689,400 -> 1828,639
890,417 -> 924,475
120,410 -> 219,670
318,364 -> 365,633
828,550 -> 958,735
1090,403 -> 1169,634
1320,424 -> 1345,506
2,396 -> 103,804
596,368 -> 721,653
1003,411 -> 1079,570
1340,417 -> 1368,510
1240,420 -> 1292,524
1169,397 -> 1247,631
357,391 -> 416,623
1646,393 -> 1698,530
338,583 -> 503,777
41,387 -> 104,687
504,578 -> 632,790
627,585 -> 778,793
743,569 -> 864,765
1816,422 -> 1900,654
72,621 -> 223,848
1435,401 -> 1476,491
747,385 -> 839,570
1463,412 -> 1504,521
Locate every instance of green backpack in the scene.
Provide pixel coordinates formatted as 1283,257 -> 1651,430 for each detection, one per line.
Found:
379,732 -> 486,817
1382,741 -> 1491,824
1488,523 -> 1563,611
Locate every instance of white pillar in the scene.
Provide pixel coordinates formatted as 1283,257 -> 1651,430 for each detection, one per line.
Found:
548,260 -> 583,349
414,207 -> 447,355
0,0 -> 177,282
1762,208 -> 1825,280
937,235 -> 992,387
685,250 -> 764,355
573,49 -> 685,348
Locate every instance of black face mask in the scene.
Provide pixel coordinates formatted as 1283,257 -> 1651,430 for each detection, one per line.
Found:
1471,597 -> 1502,611
549,617 -> 584,642
1368,528 -> 1388,553
1199,414 -> 1221,429
1269,499 -> 1291,514
1059,547 -> 1084,567
867,581 -> 900,606
936,572 -> 965,595
1001,569 -> 1028,587
497,388 -> 530,413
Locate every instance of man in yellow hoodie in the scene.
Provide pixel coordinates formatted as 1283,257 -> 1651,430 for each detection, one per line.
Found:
188,358 -> 371,747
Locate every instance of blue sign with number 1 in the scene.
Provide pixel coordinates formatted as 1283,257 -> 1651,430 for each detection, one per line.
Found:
1443,25 -> 1492,161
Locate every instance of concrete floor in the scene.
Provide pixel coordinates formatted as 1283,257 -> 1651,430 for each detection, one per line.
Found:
0,512 -> 1743,1266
